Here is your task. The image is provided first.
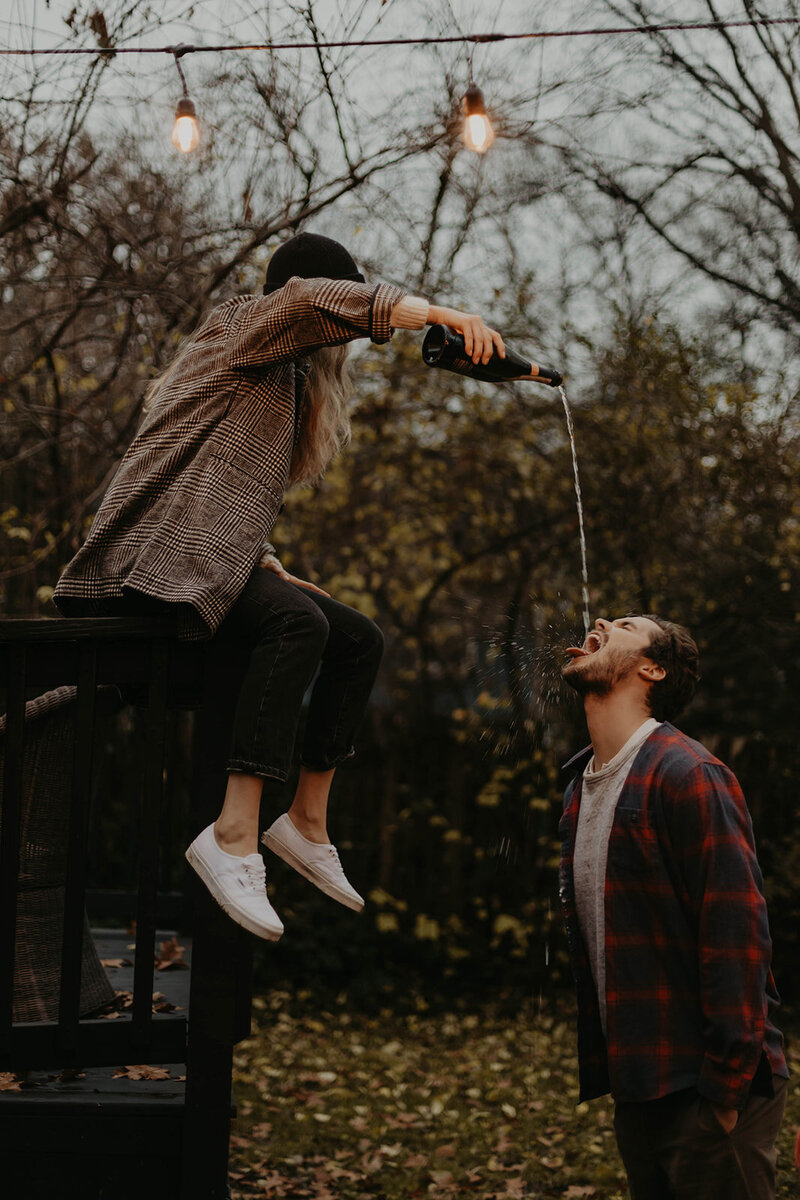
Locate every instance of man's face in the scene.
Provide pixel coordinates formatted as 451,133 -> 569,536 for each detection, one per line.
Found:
561,616 -> 663,697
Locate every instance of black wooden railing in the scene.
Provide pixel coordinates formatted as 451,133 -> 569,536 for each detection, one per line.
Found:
0,616 -> 254,1200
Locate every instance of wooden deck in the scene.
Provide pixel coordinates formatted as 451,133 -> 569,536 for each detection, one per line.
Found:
0,930 -> 216,1198
0,618 -> 252,1199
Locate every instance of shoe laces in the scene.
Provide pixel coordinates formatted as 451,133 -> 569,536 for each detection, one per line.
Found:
325,844 -> 343,869
240,856 -> 267,894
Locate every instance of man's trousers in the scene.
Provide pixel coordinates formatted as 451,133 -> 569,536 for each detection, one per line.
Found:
613,1078 -> 788,1200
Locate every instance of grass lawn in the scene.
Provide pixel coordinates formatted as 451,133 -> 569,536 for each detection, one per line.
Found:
229,991 -> 799,1198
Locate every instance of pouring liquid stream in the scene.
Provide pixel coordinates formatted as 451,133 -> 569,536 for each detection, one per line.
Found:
558,385 -> 591,637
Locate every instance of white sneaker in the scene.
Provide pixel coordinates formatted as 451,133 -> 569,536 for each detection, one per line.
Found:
261,813 -> 365,912
185,823 -> 284,941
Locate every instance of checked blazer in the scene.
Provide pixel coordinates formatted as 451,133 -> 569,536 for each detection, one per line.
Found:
54,277 -> 406,637
559,723 -> 787,1109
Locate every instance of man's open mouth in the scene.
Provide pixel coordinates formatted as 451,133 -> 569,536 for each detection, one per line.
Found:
565,630 -> 604,659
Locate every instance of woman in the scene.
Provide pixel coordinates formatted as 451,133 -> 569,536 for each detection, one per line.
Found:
54,231 -> 506,940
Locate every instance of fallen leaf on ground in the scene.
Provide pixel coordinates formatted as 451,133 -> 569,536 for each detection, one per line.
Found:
318,1165 -> 363,1181
155,936 -> 188,970
403,1153 -> 428,1168
152,991 -> 182,1013
113,1064 -> 172,1080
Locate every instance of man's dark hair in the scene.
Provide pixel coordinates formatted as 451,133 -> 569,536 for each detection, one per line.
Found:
639,614 -> 700,722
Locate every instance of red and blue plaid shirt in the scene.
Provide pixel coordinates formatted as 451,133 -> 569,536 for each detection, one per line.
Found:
559,723 -> 788,1108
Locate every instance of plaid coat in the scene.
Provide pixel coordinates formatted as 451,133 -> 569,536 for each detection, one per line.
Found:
54,277 -> 406,637
559,723 -> 787,1109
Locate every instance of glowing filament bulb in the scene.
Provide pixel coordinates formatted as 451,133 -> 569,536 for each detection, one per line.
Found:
462,83 -> 495,154
465,112 -> 493,152
172,96 -> 200,153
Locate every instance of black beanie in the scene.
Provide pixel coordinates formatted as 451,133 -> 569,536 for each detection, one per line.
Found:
263,231 -> 365,295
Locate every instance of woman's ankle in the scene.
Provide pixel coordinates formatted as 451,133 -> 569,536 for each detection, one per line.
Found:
286,808 -> 329,844
214,819 -> 258,857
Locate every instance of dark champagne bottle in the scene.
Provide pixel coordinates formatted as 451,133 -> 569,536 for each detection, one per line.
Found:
422,324 -> 562,387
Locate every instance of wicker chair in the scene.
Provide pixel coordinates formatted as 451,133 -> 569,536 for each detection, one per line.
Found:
0,686 -> 118,1022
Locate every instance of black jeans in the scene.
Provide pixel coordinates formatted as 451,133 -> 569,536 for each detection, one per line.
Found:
210,565 -> 384,781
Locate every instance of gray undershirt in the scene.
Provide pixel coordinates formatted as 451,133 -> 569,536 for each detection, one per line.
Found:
573,718 -> 660,1033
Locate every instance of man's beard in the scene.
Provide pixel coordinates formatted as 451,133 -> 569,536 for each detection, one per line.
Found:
562,648 -> 641,697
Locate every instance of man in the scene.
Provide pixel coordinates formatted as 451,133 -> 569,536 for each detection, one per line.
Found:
559,614 -> 788,1200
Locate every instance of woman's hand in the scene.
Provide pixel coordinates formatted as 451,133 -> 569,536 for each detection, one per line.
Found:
260,556 -> 331,597
284,572 -> 331,596
428,305 -> 505,365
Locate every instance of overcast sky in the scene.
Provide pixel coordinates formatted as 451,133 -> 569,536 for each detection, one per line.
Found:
3,0 -> 793,388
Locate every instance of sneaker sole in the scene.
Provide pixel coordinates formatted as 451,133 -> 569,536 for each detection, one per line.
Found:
185,843 -> 284,941
261,831 -> 364,913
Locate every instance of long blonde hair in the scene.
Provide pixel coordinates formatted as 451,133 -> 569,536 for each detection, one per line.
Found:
290,344 -> 352,486
143,335 -> 352,487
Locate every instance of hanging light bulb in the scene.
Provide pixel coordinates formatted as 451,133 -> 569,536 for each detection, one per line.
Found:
172,96 -> 200,153
170,47 -> 200,154
461,82 -> 495,154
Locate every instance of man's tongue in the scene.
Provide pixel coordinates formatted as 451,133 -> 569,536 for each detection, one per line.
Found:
566,632 -> 602,658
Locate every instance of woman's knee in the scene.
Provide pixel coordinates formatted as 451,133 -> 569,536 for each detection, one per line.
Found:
246,586 -> 330,652
353,614 -> 384,662
368,618 -> 384,656
285,594 -> 330,655
296,601 -> 330,650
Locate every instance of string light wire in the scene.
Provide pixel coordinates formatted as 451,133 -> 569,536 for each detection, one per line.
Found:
170,47 -> 200,152
2,15 -> 799,57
